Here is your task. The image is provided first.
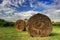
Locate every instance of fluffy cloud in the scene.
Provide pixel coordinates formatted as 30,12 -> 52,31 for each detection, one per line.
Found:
36,0 -> 60,22
0,0 -> 60,22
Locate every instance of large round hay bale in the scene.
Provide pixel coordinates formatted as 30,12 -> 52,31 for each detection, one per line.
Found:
15,19 -> 25,31
28,13 -> 52,37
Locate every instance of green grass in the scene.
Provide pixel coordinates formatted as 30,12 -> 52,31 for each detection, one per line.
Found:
0,26 -> 60,40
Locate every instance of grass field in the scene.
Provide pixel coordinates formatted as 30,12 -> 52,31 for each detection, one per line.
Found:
0,26 -> 60,40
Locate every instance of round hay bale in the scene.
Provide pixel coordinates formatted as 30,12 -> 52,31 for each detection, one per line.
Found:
28,13 -> 52,37
15,19 -> 25,31
26,20 -> 29,32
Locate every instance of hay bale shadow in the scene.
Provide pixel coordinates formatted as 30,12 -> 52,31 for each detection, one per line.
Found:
49,33 -> 60,36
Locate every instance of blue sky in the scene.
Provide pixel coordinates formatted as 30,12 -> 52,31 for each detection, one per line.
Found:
0,0 -> 60,22
0,0 -> 54,12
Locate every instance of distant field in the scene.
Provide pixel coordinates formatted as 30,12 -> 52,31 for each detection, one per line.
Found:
0,26 -> 60,40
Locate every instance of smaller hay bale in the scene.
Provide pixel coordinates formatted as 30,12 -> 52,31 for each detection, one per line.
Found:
28,13 -> 52,37
15,19 -> 25,31
24,19 -> 29,32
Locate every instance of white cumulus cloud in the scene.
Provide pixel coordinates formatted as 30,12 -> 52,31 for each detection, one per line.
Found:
0,0 -> 60,22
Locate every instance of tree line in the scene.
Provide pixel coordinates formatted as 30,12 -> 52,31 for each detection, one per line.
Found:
0,19 -> 15,27
0,19 -> 60,27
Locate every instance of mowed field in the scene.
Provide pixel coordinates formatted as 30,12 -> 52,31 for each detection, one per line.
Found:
0,26 -> 60,40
